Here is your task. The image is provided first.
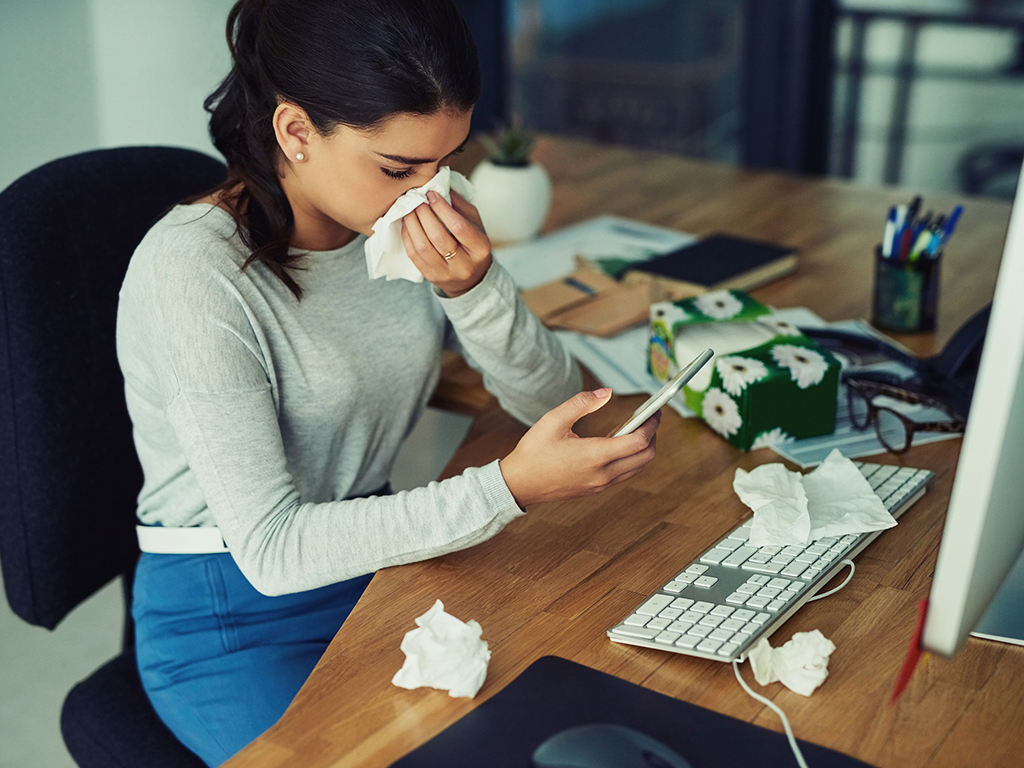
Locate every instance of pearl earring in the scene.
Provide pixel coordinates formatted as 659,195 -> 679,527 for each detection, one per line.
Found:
296,152 -> 305,161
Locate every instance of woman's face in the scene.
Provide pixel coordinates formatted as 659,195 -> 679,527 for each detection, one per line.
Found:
277,107 -> 473,250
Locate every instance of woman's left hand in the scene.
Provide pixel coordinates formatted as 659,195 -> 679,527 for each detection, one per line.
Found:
401,189 -> 492,297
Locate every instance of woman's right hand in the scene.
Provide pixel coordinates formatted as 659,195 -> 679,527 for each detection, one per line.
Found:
498,388 -> 661,509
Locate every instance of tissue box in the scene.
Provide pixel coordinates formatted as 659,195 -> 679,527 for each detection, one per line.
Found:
648,290 -> 840,450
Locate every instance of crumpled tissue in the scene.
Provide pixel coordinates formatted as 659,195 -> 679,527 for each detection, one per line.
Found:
364,167 -> 475,283
734,448 -> 897,548
748,629 -> 836,696
391,599 -> 490,698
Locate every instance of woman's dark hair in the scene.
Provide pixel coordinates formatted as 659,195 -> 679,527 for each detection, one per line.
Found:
204,0 -> 481,298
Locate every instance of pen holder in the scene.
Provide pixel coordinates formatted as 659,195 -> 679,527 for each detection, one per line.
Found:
871,245 -> 940,333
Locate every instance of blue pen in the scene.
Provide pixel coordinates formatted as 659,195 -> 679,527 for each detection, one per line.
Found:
943,204 -> 963,240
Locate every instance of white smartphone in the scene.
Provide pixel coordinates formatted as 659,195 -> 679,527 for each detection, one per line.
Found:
609,348 -> 714,437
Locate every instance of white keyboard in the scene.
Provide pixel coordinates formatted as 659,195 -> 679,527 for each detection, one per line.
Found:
607,462 -> 933,662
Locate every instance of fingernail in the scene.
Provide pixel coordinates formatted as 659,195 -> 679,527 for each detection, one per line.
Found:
426,190 -> 440,203
593,387 -> 612,398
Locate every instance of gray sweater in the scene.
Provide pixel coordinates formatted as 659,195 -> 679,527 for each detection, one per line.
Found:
116,204 -> 581,595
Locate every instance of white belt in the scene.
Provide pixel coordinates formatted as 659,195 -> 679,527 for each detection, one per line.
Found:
136,525 -> 230,554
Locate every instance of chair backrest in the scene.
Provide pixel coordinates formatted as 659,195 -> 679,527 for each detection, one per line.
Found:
0,147 -> 226,629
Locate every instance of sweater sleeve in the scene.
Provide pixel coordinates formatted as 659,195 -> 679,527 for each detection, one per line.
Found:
119,222 -> 527,596
439,260 -> 583,425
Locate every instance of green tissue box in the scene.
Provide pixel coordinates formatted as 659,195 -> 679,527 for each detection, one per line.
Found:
648,290 -> 840,451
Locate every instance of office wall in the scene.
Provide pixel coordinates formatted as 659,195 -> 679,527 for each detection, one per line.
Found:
0,0 -> 232,192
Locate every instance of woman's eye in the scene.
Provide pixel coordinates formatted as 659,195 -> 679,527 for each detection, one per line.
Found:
381,167 -> 415,180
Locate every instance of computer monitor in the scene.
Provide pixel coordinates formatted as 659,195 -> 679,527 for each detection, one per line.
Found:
922,161 -> 1024,657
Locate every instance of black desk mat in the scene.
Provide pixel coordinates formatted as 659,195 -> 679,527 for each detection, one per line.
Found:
393,655 -> 874,767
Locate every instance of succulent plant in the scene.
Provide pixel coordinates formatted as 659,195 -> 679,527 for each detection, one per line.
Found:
478,123 -> 536,167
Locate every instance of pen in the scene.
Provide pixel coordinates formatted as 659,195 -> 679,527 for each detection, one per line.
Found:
909,229 -> 931,261
943,204 -> 963,240
883,207 -> 896,257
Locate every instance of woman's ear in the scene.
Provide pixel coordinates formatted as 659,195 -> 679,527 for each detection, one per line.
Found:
273,102 -> 312,164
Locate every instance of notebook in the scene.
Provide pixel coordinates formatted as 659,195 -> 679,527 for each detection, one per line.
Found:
392,655 -> 872,767
623,233 -> 798,296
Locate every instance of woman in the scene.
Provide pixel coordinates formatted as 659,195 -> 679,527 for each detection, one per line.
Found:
116,0 -> 660,764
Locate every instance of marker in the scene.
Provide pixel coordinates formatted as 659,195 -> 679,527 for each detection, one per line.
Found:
942,204 -> 963,240
909,229 -> 931,261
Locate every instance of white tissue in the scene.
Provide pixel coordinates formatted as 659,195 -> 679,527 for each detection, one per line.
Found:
391,599 -> 490,698
735,448 -> 897,547
364,167 -> 475,282
748,630 -> 836,696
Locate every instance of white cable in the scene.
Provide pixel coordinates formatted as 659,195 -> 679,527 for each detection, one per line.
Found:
806,559 -> 855,602
733,659 -> 810,768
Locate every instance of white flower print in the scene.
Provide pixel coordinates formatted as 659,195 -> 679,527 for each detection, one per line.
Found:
757,316 -> 802,337
715,355 -> 768,397
771,344 -> 830,389
751,427 -> 795,450
650,302 -> 691,327
702,387 -> 743,437
695,290 -> 743,320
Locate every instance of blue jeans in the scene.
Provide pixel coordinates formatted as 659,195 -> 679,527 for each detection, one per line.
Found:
133,552 -> 373,766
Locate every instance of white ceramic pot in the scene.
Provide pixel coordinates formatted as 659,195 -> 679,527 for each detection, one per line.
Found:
469,159 -> 552,244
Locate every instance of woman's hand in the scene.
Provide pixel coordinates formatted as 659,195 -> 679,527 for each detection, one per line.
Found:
498,388 -> 661,509
401,189 -> 492,297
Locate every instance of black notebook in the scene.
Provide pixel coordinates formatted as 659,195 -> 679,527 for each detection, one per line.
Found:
625,233 -> 798,294
393,655 -> 872,768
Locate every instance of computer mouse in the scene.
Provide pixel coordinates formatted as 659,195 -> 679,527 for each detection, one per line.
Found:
531,723 -> 693,768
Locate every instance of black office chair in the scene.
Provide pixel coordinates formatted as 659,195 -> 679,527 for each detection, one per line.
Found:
0,147 -> 225,768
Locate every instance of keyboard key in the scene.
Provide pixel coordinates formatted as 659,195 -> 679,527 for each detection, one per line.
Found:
612,625 -> 660,639
737,582 -> 760,594
674,572 -> 698,584
679,610 -> 703,623
752,612 -> 771,624
668,620 -> 696,632
691,601 -> 714,614
722,546 -> 757,567
655,631 -> 681,645
663,580 -> 689,593
732,609 -> 755,621
685,564 -> 709,575
726,592 -> 748,605
671,598 -> 695,610
659,607 -> 683,620
623,614 -> 648,627
782,563 -> 808,578
743,562 -> 785,574
756,587 -> 782,599
746,596 -> 770,609
637,595 -> 673,616
694,576 -> 718,588
718,642 -> 741,657
709,628 -> 735,642
647,618 -> 671,630
721,618 -> 745,631
687,624 -> 713,638
749,575 -> 770,585
698,615 -> 724,628
768,578 -> 792,589
699,548 -> 732,565
710,605 -> 734,617
697,639 -> 723,653
675,635 -> 700,649
768,599 -> 787,612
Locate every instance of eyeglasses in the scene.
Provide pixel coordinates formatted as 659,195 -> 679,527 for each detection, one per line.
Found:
845,378 -> 966,454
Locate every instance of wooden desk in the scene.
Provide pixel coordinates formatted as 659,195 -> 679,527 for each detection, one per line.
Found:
227,136 -> 1022,768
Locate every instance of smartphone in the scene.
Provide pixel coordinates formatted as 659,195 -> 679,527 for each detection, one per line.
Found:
609,348 -> 714,437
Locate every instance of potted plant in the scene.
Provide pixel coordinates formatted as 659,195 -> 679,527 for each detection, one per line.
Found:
469,123 -> 552,243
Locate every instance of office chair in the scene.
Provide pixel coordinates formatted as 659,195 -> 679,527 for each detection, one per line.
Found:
0,147 -> 225,768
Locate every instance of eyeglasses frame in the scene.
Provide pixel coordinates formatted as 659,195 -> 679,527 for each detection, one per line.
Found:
845,378 -> 966,454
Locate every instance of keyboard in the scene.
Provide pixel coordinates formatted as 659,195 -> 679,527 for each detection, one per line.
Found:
607,462 -> 933,662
